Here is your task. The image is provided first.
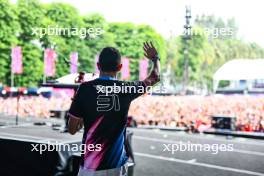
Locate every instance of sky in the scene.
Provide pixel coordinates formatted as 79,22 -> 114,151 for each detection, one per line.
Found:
36,0 -> 264,46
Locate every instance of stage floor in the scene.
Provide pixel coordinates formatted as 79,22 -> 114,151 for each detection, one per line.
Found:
0,115 -> 264,176
0,124 -> 82,144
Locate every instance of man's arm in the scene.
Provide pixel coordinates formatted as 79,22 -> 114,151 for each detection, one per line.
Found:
143,41 -> 161,86
68,84 -> 84,135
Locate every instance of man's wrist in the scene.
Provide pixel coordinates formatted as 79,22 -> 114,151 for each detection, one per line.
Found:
152,54 -> 160,60
152,55 -> 160,62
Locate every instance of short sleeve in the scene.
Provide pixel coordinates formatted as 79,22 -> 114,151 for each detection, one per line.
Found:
68,84 -> 85,119
125,81 -> 146,101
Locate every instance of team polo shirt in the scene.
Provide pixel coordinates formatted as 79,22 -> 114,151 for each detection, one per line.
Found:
68,78 -> 146,170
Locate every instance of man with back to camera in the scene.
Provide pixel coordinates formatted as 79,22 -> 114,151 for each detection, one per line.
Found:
68,41 -> 160,176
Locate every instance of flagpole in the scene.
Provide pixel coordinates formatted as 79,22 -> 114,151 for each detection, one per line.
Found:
43,74 -> 46,83
10,48 -> 14,87
43,48 -> 46,83
11,71 -> 14,87
16,94 -> 20,125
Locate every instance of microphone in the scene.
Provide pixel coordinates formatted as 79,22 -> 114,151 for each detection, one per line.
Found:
63,57 -> 70,65
63,57 -> 78,67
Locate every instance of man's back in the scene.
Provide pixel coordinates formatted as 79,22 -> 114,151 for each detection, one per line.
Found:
68,78 -> 146,170
68,42 -> 160,175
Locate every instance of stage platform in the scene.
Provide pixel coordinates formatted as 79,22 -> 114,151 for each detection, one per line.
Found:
0,119 -> 135,176
0,123 -> 82,143
0,123 -> 83,176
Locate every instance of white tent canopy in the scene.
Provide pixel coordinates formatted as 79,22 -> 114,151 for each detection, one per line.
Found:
213,59 -> 264,91
214,59 -> 264,80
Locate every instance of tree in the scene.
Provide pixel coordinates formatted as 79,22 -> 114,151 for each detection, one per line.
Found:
0,0 -> 20,85
43,2 -> 83,79
17,0 -> 45,42
14,42 -> 43,86
174,26 -> 210,84
2,2 -> 264,89
12,0 -> 45,86
81,13 -> 115,73
108,23 -> 166,80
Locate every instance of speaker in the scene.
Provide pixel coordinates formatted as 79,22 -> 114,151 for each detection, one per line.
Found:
212,116 -> 236,131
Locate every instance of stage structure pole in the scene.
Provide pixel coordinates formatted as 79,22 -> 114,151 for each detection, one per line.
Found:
16,94 -> 20,125
182,5 -> 192,94
11,72 -> 14,87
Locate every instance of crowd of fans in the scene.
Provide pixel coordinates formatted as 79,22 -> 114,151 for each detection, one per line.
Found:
129,95 -> 264,132
0,96 -> 71,118
0,95 -> 263,133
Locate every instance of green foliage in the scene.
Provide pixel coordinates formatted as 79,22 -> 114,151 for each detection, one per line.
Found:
0,0 -> 164,86
17,0 -> 45,41
0,0 -> 20,85
14,42 -> 43,86
81,13 -> 115,73
1,1 -> 264,90
218,80 -> 230,88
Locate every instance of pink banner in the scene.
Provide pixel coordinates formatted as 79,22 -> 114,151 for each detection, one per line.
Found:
139,59 -> 149,80
121,57 -> 130,80
44,48 -> 57,77
11,46 -> 23,74
95,55 -> 99,73
70,52 -> 78,73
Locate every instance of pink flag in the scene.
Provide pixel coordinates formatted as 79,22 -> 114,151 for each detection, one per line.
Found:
11,46 -> 23,74
70,52 -> 78,73
44,48 -> 57,77
139,59 -> 149,80
95,55 -> 99,73
121,58 -> 130,80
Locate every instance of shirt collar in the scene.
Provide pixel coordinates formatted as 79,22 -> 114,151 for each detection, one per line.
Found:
98,76 -> 117,80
